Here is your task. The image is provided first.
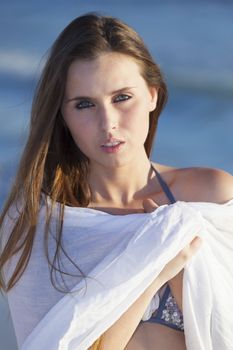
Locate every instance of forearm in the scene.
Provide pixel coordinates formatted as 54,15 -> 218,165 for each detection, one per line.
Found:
96,234 -> 201,350
100,277 -> 163,350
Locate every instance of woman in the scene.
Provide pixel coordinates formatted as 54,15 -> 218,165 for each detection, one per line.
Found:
0,13 -> 233,350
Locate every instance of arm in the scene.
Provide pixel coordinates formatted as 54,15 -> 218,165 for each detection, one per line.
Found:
98,199 -> 202,350
167,167 -> 233,310
100,276 -> 162,350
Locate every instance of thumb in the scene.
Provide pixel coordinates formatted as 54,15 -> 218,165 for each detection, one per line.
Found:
143,198 -> 159,213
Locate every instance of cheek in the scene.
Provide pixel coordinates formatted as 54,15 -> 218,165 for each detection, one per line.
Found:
65,116 -> 95,150
122,101 -> 150,133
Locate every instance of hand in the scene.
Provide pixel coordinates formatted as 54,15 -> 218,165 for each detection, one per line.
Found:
142,198 -> 159,213
158,235 -> 202,285
142,198 -> 202,296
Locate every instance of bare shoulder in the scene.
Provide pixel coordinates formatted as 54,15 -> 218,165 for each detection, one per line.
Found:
152,162 -> 233,204
174,166 -> 233,204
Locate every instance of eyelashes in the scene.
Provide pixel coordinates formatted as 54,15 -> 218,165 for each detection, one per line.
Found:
114,94 -> 131,103
75,94 -> 132,110
75,100 -> 94,110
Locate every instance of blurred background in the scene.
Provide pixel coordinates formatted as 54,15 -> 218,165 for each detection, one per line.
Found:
0,0 -> 233,349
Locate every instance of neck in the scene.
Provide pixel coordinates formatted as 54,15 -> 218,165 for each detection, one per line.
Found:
88,156 -> 154,208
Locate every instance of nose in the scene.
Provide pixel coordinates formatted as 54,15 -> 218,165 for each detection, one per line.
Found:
98,104 -> 117,132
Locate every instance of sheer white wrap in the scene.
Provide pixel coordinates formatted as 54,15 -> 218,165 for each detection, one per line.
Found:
5,200 -> 233,350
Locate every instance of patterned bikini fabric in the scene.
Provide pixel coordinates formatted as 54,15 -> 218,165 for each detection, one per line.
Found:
142,165 -> 184,331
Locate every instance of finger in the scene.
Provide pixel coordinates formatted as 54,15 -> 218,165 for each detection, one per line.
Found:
189,236 -> 202,250
180,236 -> 202,261
142,198 -> 159,213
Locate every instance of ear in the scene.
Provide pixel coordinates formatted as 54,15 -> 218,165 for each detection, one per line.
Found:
148,86 -> 158,112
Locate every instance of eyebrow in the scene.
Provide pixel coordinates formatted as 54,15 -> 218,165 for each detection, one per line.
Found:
65,86 -> 136,103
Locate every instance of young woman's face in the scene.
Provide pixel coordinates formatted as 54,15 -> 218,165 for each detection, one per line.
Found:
62,52 -> 157,169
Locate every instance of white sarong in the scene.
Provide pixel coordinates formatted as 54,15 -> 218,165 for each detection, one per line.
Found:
5,200 -> 233,350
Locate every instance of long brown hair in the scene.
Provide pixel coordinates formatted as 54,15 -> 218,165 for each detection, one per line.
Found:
0,12 -> 167,349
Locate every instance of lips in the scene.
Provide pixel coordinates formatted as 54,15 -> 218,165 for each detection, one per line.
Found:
100,139 -> 125,153
101,139 -> 125,147
102,141 -> 122,147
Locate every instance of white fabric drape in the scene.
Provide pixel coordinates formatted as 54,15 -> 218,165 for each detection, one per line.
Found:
13,200 -> 233,349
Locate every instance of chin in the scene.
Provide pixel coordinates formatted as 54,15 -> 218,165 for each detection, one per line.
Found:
91,155 -> 137,170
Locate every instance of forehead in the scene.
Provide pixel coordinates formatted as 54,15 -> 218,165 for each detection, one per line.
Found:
65,52 -> 146,94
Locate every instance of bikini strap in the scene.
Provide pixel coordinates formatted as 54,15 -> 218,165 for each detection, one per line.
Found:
150,163 -> 176,204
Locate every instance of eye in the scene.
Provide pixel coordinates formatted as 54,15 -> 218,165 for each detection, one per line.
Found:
114,94 -> 132,103
75,100 -> 94,110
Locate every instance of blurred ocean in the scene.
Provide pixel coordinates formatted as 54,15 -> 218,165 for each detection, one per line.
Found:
0,1 -> 233,349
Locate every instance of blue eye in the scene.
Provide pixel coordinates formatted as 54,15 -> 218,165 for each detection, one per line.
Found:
114,94 -> 131,103
75,100 -> 94,110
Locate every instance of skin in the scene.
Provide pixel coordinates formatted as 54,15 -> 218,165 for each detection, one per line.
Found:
62,52 -> 233,349
62,52 -> 157,208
